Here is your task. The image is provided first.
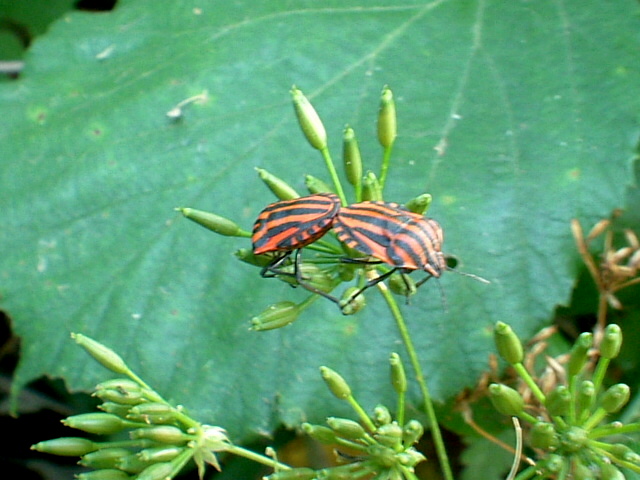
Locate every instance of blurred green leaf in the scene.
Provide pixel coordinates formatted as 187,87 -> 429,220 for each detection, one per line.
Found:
0,0 -> 76,60
1,0 -> 639,442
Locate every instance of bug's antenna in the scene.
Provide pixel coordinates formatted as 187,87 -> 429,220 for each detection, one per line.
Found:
446,267 -> 490,284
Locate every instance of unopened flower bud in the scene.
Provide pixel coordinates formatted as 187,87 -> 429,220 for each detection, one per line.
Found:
63,413 -> 136,435
389,353 -> 407,395
560,427 -> 588,453
375,422 -> 403,449
568,332 -> 593,377
544,454 -> 564,473
529,422 -> 558,450
72,333 -> 130,375
388,272 -> 416,298
177,208 -> 248,237
405,194 -> 432,215
326,417 -> 366,440
136,462 -> 175,480
373,405 -> 392,426
600,324 -> 622,359
302,423 -> 339,444
377,86 -> 397,148
130,425 -> 190,444
577,381 -> 595,415
600,463 -> 625,480
545,385 -> 571,416
80,447 -> 132,469
338,263 -> 356,282
138,446 -> 184,463
305,174 -> 334,194
608,444 -> 639,464
402,420 -> 424,446
343,126 -> 362,188
251,301 -> 301,331
291,86 -> 327,150
276,263 -> 335,294
488,384 -> 524,416
362,171 -> 382,201
367,444 -> 397,467
31,437 -> 98,456
268,468 -> 318,480
128,403 -> 177,424
494,322 -> 523,365
571,459 -> 594,480
320,366 -> 351,400
255,167 -> 300,200
397,449 -> 426,467
76,469 -> 131,480
600,383 -> 630,413
99,402 -> 134,418
96,378 -> 142,392
94,385 -> 147,406
129,403 -> 174,416
234,248 -> 274,268
339,287 -> 366,316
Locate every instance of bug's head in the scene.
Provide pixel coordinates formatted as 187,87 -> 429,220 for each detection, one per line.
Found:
424,218 -> 446,275
423,251 -> 447,278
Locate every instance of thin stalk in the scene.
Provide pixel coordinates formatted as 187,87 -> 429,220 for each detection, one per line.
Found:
513,363 -> 545,404
376,281 -> 453,480
379,145 -> 393,190
589,422 -> 640,439
346,395 -> 377,432
591,357 -> 610,398
514,465 -> 539,480
396,389 -> 406,427
168,448 -> 200,478
319,147 -> 348,206
225,444 -> 292,470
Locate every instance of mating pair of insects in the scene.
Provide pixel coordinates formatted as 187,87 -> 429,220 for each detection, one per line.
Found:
251,192 -> 452,307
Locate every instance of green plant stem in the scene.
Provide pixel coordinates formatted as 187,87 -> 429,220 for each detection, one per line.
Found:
591,357 -> 609,394
354,179 -> 363,203
376,282 -> 453,480
513,363 -> 545,404
517,411 -> 540,425
396,390 -> 406,427
556,458 -> 570,480
589,422 -> 640,438
320,147 -> 348,205
169,448 -> 198,478
225,444 -> 292,470
582,407 -> 607,431
591,443 -> 640,473
347,395 -> 378,432
513,465 -> 538,480
379,145 -> 393,190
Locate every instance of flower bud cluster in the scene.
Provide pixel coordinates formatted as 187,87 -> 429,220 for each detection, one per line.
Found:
281,415 -> 425,480
33,335 -> 230,480
489,322 -> 638,478
266,358 -> 425,480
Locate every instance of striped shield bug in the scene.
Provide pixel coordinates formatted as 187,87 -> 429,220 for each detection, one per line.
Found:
333,201 -> 451,304
252,193 -> 341,300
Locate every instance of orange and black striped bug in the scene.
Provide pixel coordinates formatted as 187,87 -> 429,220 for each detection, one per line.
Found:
252,193 -> 341,300
333,201 -> 448,302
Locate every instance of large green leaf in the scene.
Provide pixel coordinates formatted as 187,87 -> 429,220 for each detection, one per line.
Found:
1,0 -> 638,441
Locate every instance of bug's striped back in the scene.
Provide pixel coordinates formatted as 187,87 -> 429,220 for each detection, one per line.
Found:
252,193 -> 341,255
334,201 -> 446,277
